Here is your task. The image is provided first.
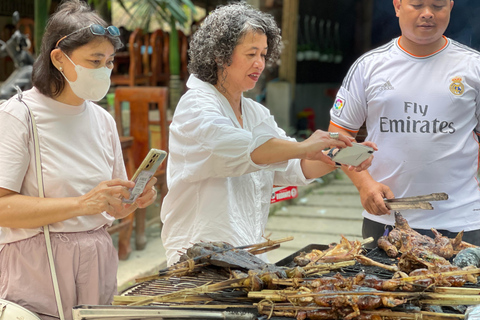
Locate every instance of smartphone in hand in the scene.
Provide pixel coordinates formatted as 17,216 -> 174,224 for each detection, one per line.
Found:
123,148 -> 167,204
329,143 -> 374,167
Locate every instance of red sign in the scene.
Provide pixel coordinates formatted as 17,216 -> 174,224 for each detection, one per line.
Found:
271,186 -> 298,204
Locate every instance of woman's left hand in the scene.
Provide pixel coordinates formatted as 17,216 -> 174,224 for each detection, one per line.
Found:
134,177 -> 158,208
113,177 -> 158,220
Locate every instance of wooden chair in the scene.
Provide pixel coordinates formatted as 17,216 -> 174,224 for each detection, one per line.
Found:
111,28 -> 151,87
150,29 -> 169,86
163,32 -> 170,80
113,86 -> 169,256
107,136 -> 136,260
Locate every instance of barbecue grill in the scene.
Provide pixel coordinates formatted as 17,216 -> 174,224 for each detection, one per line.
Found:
72,242 -> 480,320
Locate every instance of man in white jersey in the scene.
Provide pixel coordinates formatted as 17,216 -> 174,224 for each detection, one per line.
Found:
328,0 -> 480,247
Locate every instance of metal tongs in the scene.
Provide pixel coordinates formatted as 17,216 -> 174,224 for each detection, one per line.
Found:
384,193 -> 448,211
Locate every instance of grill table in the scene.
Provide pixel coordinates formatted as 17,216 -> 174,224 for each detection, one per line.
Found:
72,244 -> 477,320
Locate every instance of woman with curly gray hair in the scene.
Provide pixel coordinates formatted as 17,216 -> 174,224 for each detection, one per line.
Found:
160,2 -> 375,265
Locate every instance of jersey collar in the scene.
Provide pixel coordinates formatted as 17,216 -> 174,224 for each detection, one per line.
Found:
396,36 -> 449,59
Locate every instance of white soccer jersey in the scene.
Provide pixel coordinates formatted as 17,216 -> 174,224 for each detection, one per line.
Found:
330,36 -> 480,231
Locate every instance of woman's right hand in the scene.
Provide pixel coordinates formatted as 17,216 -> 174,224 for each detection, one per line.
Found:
301,129 -> 354,164
79,179 -> 135,217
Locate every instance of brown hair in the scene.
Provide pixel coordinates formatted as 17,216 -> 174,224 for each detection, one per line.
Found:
32,0 -> 123,97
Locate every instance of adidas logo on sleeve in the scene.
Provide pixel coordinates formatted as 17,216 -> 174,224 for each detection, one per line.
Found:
379,81 -> 395,92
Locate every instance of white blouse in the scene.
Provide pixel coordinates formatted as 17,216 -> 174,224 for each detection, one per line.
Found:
160,75 -> 312,265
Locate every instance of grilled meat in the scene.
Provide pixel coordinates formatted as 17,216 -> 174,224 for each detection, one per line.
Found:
398,247 -> 450,273
377,235 -> 398,257
302,273 -> 419,292
297,308 -> 389,320
378,212 -> 476,260
309,287 -> 405,320
354,255 -> 399,273
293,236 -> 365,267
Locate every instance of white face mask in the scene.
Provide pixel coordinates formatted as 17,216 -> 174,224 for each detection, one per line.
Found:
61,52 -> 112,102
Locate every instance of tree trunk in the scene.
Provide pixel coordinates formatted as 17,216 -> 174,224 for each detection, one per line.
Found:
34,0 -> 50,55
168,17 -> 180,76
168,17 -> 182,111
279,0 -> 299,98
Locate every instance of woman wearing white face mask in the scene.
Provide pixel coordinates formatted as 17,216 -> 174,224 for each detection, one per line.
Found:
0,1 -> 157,319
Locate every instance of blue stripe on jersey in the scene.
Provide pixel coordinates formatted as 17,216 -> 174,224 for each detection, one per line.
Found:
450,39 -> 480,56
342,40 -> 395,91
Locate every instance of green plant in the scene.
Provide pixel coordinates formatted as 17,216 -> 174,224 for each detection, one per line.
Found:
88,0 -> 112,23
115,0 -> 196,76
113,0 -> 196,109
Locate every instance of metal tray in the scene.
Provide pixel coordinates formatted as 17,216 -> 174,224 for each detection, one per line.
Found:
72,305 -> 258,320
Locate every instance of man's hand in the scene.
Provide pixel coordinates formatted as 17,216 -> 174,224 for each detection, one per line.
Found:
357,180 -> 394,215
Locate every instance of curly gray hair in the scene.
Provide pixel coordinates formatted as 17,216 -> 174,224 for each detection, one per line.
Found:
188,2 -> 282,86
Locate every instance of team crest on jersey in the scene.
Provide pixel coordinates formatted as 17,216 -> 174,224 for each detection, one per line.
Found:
449,76 -> 464,96
333,97 -> 345,117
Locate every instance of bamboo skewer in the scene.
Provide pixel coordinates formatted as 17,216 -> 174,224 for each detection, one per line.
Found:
435,287 -> 480,295
249,289 -> 418,301
135,262 -> 210,282
248,244 -> 280,255
258,309 -> 465,320
354,254 -> 399,272
360,237 -> 374,245
304,260 -> 356,275
244,236 -> 294,253
364,310 -> 465,319
249,288 -> 480,304
393,268 -> 480,282
419,294 -> 480,306
257,302 -> 466,319
416,311 -> 465,319
302,260 -> 356,271
113,295 -> 215,305
133,304 -> 257,310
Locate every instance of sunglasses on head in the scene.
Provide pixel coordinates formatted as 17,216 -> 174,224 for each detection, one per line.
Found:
55,24 -> 120,48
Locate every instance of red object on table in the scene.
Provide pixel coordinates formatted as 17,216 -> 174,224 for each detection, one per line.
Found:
271,186 -> 298,204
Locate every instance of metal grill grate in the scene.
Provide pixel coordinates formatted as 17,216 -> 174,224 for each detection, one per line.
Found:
121,268 -> 261,307
124,274 -> 227,297
341,247 -> 397,279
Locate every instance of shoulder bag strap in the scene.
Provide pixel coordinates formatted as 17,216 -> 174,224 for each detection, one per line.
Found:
17,90 -> 66,320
